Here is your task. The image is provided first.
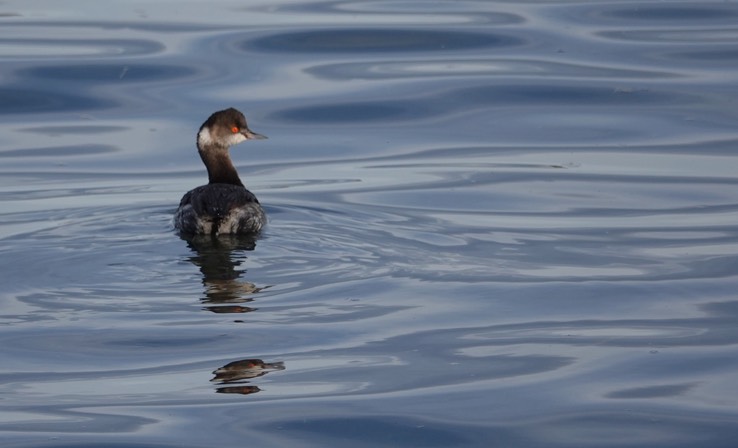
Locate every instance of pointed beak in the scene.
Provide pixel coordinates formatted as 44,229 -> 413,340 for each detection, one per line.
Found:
242,128 -> 267,140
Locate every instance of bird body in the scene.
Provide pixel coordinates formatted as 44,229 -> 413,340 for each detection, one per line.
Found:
174,108 -> 266,235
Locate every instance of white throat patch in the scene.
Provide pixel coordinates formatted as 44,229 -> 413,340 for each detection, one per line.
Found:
230,132 -> 247,145
198,127 -> 246,148
197,127 -> 214,147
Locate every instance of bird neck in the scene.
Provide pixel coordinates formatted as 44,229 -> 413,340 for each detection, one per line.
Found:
198,144 -> 244,186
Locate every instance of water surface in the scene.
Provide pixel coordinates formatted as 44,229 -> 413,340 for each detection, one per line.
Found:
1,1 -> 738,447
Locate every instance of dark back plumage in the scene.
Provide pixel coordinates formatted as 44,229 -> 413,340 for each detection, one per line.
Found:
173,108 -> 267,236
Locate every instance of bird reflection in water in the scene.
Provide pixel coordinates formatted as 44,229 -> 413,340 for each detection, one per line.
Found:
182,234 -> 267,314
182,234 -> 284,394
212,358 -> 286,395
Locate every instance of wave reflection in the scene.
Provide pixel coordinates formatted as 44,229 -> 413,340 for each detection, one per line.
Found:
245,28 -> 524,54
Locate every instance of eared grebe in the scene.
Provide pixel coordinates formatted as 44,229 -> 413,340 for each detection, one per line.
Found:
174,108 -> 267,235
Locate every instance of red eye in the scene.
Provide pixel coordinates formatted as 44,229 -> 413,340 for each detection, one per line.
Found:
231,126 -> 239,133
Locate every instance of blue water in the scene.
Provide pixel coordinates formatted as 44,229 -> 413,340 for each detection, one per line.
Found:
2,1 -> 738,447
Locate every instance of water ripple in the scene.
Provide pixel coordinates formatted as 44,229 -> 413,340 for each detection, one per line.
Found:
598,28 -> 738,44
245,28 -> 524,54
1,1 -> 738,446
0,87 -> 116,115
270,82 -> 701,124
252,0 -> 524,25
18,63 -> 198,83
594,4 -> 738,23
307,58 -> 677,81
0,144 -> 119,158
0,37 -> 164,58
551,2 -> 738,25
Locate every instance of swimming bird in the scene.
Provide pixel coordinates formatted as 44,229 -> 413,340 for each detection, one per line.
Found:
174,108 -> 267,235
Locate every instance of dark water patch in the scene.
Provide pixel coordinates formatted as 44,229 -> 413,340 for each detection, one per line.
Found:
606,383 -> 697,399
702,300 -> 738,318
271,83 -> 696,125
460,315 -> 738,350
204,402 -> 738,448
244,28 -> 523,54
352,138 -> 738,160
598,28 -> 738,44
0,144 -> 119,158
527,411 -> 738,447
0,326 -> 268,364
107,336 -> 222,349
0,88 -> 116,114
663,48 -> 738,64
18,64 -> 198,84
9,444 -> 184,448
453,83 -> 695,107
0,184 -> 154,202
601,4 -> 738,22
290,139 -> 738,164
552,3 -> 738,26
353,170 -> 738,207
272,102 -> 429,123
328,0 -> 514,16
264,416 -> 468,446
18,125 -> 127,136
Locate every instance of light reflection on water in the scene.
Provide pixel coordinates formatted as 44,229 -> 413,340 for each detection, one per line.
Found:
1,0 -> 738,447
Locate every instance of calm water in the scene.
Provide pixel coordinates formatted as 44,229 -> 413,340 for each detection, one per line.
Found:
2,1 -> 738,447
